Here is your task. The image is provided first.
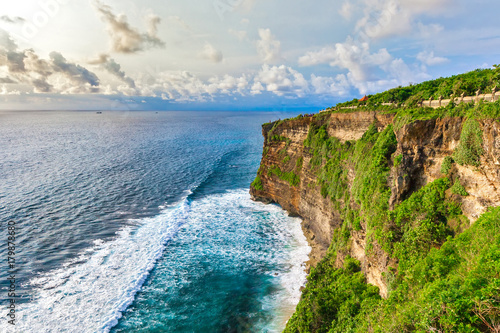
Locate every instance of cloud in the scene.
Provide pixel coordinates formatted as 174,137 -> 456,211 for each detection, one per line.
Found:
417,50 -> 448,66
200,43 -> 223,63
310,74 -> 350,96
0,16 -> 25,24
256,28 -> 282,63
417,22 -> 444,38
299,37 -> 392,82
0,29 -> 101,94
92,0 -> 165,54
0,30 -> 18,52
236,0 -> 258,13
5,51 -> 26,73
299,33 -> 434,95
355,0 -> 411,39
208,74 -> 249,94
229,29 -> 248,41
24,49 -> 53,76
339,2 -> 353,20
252,64 -> 308,97
355,0 -> 451,40
50,52 -> 100,87
166,16 -> 191,31
250,81 -> 264,95
0,85 -> 21,95
147,15 -> 161,37
89,53 -> 136,89
143,70 -> 249,102
32,78 -> 53,93
88,53 -> 110,65
0,77 -> 16,83
103,58 -> 136,89
297,0 -> 453,97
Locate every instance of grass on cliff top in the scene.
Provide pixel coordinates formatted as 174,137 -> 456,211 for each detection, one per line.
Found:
332,66 -> 500,109
317,98 -> 500,125
266,67 -> 500,127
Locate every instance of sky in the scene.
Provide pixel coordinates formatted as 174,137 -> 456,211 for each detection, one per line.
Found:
0,0 -> 499,111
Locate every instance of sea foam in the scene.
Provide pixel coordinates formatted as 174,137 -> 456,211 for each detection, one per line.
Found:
0,190 -> 310,333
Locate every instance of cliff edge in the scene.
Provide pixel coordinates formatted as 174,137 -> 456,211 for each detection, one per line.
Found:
250,111 -> 500,299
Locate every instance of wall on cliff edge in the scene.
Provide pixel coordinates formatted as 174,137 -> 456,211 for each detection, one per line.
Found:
250,111 -> 500,297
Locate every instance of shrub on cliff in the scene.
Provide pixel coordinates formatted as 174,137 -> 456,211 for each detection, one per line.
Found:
451,178 -> 469,196
285,205 -> 500,333
251,176 -> 263,191
453,118 -> 484,167
284,256 -> 381,333
440,156 -> 454,175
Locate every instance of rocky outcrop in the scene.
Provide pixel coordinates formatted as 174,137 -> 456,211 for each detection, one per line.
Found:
250,111 -> 500,297
391,118 -> 500,222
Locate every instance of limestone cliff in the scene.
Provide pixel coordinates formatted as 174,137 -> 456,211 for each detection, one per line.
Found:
250,111 -> 500,298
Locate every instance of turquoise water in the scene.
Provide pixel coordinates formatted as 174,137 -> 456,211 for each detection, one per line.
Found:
0,111 -> 310,332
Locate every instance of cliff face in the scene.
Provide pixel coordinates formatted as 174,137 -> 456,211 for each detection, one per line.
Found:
392,118 -> 500,221
250,111 -> 500,297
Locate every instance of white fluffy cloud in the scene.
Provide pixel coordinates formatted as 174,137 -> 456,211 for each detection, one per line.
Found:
144,71 -> 250,101
130,65 -> 310,101
200,43 -> 223,63
256,28 -> 282,63
208,74 -> 248,94
311,74 -> 350,96
339,2 -> 353,20
417,50 -> 448,66
299,37 -> 392,82
297,0 -> 454,96
252,64 -> 308,97
355,0 -> 451,39
228,29 -> 248,41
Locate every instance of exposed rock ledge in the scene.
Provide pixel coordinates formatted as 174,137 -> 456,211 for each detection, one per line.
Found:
250,111 -> 500,297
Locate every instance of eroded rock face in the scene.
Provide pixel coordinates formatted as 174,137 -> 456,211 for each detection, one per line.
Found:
391,118 -> 500,222
250,112 -> 500,298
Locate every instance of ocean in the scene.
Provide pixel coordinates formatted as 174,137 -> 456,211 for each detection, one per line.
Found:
0,110 -> 310,332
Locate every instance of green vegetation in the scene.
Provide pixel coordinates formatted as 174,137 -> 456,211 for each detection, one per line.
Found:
296,156 -> 304,170
285,256 -> 381,333
332,67 -> 500,109
255,68 -> 500,332
272,134 -> 291,143
350,125 -> 397,253
451,178 -> 469,196
251,175 -> 263,191
363,206 -> 500,332
284,116 -> 497,332
441,156 -> 454,175
268,165 -> 300,187
453,118 -> 484,167
286,180 -> 500,332
305,120 -> 398,253
394,154 -> 403,167
390,178 -> 457,272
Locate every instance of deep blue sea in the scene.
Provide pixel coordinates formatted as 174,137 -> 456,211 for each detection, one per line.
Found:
0,111 -> 310,332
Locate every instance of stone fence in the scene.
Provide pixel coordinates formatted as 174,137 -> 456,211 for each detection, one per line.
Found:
422,89 -> 499,108
320,88 -> 500,113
